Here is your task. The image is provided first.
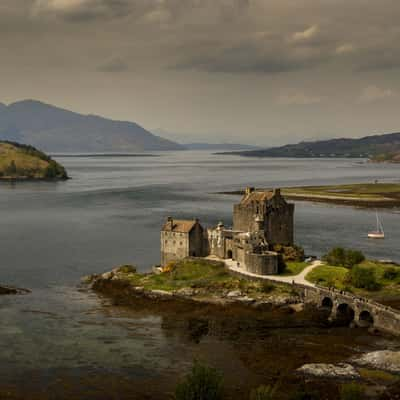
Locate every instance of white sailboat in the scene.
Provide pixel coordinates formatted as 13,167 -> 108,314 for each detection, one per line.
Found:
368,211 -> 385,239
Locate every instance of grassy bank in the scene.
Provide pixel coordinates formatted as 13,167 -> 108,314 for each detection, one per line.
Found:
306,260 -> 400,304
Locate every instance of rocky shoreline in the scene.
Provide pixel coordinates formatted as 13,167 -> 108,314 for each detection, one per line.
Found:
83,266 -> 302,310
0,285 -> 30,295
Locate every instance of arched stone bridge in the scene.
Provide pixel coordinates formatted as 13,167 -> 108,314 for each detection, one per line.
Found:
224,258 -> 400,336
302,285 -> 400,335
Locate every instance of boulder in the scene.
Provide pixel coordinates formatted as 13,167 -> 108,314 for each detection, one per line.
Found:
297,363 -> 360,379
226,290 -> 242,298
353,351 -> 400,374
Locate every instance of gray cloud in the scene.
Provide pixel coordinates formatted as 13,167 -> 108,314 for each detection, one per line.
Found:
1,0 -> 400,145
97,56 -> 128,73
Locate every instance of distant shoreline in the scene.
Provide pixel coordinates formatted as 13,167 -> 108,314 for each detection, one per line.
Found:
52,153 -> 159,158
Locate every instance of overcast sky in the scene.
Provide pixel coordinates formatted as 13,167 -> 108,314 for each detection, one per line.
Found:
1,0 -> 400,145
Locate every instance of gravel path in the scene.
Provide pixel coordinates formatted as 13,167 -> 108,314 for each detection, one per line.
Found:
224,259 -> 323,287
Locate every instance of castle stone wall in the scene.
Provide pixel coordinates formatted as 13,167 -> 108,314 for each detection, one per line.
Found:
244,252 -> 278,275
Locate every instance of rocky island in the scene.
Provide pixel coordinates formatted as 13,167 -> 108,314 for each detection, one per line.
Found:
0,141 -> 68,180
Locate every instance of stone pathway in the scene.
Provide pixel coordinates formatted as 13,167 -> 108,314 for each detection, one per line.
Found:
223,258 -> 323,287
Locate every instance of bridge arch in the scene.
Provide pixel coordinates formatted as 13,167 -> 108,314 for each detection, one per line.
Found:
336,303 -> 355,325
321,297 -> 333,310
358,310 -> 374,328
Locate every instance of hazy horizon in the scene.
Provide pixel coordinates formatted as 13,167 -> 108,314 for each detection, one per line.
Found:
2,1 -> 400,146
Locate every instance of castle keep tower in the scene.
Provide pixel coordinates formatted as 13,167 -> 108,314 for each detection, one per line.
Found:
233,187 -> 294,246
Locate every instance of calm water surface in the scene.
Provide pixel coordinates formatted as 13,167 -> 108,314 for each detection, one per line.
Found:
0,151 -> 399,398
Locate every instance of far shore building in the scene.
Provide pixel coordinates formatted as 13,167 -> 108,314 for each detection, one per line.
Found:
160,188 -> 295,276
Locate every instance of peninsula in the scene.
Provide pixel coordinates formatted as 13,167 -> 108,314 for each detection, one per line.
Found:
0,141 -> 68,180
220,183 -> 400,208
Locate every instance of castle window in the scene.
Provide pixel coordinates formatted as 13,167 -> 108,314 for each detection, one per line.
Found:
180,242 -> 183,246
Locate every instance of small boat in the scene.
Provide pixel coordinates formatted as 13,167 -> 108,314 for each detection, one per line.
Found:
368,211 -> 385,239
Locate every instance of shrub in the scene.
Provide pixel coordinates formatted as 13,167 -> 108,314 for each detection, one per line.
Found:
249,385 -> 276,400
260,282 -> 275,294
348,265 -> 380,291
5,160 -> 17,176
339,383 -> 364,400
175,362 -> 223,400
383,267 -> 399,280
323,247 -> 365,268
117,265 -> 137,274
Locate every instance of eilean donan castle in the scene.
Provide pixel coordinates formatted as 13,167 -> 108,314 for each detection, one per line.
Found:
161,188 -> 294,275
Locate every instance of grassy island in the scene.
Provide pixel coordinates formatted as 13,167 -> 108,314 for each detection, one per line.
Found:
87,258 -> 297,306
0,141 -> 68,180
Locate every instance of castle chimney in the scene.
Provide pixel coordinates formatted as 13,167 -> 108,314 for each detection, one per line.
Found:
245,187 -> 255,195
273,188 -> 281,196
167,216 -> 173,229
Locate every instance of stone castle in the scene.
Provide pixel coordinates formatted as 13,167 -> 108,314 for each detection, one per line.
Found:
161,188 -> 294,275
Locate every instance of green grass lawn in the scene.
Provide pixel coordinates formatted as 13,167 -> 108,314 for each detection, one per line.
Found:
282,183 -> 400,200
282,261 -> 310,276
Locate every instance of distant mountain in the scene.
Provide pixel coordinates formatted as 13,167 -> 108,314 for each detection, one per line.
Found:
220,132 -> 400,158
184,142 -> 261,151
0,100 -> 183,153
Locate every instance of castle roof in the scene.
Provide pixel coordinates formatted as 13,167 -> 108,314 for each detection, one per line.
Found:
240,190 -> 277,205
162,219 -> 200,233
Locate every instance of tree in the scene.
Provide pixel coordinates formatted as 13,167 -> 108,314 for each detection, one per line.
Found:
324,247 -> 346,266
344,250 -> 365,268
175,362 -> 223,400
5,160 -> 17,176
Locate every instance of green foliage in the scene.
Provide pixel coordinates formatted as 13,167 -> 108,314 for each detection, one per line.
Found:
348,265 -> 380,291
260,282 -> 275,294
323,247 -> 365,268
175,362 -> 223,400
383,267 -> 399,280
117,265 -> 137,274
5,160 -> 17,176
249,385 -> 276,400
339,383 -> 364,400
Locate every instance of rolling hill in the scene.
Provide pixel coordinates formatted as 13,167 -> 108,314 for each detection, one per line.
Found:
221,132 -> 400,159
0,100 -> 183,153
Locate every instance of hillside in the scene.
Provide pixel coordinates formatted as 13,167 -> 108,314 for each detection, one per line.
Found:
0,100 -> 183,153
221,132 -> 400,158
0,141 -> 68,180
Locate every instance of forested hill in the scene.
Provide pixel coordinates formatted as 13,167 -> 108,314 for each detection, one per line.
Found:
221,132 -> 400,159
0,100 -> 183,153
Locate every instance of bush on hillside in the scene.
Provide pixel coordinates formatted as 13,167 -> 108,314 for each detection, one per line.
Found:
383,267 -> 399,280
175,362 -> 223,400
348,265 -> 380,291
323,247 -> 365,268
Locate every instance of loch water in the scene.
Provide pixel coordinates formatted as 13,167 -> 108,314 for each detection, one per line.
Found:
0,151 -> 399,398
